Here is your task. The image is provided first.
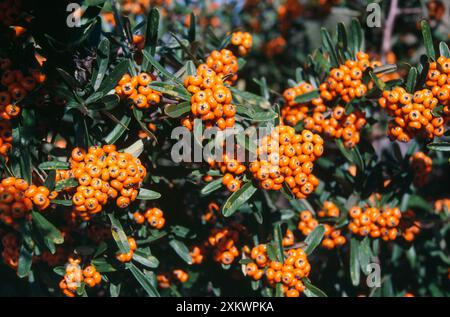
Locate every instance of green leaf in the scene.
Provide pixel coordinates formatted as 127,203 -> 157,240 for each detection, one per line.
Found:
133,249 -> 159,268
93,242 -> 108,258
427,142 -> 450,152
44,170 -> 55,191
358,237 -> 372,275
164,101 -> 191,118
142,51 -> 181,84
171,225 -> 193,239
108,214 -> 130,253
92,38 -> 110,91
144,8 -> 160,57
405,67 -> 418,93
439,41 -> 450,58
302,278 -> 327,297
222,182 -> 257,217
407,195 -> 433,211
200,178 -> 223,195
32,211 -> 64,245
110,283 -> 121,297
251,280 -> 261,291
17,244 -> 33,278
369,71 -> 386,91
169,238 -> 192,264
350,238 -> 361,286
54,178 -> 78,191
91,258 -> 116,272
350,19 -> 364,55
293,90 -> 319,103
148,82 -> 190,101
266,243 -> 279,262
275,283 -> 284,297
421,20 -> 435,61
186,60 -> 196,76
321,28 -> 339,67
335,139 -> 354,163
104,115 -> 131,144
51,199 -> 72,206
304,225 -> 325,255
337,23 -> 348,53
128,263 -> 160,297
56,68 -> 80,89
229,87 -> 271,110
137,188 -> 161,200
86,0 -> 106,5
38,161 -> 70,170
98,59 -> 130,94
273,224 -> 284,262
235,105 -> 278,122
53,266 -> 66,276
373,64 -> 397,75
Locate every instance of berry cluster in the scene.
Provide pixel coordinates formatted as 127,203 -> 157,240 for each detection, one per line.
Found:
231,31 -> 253,56
410,151 -> 432,187
426,56 -> 450,111
189,245 -> 205,264
249,126 -> 323,198
206,49 -> 239,84
322,224 -> 346,249
277,0 -> 302,33
281,82 -> 325,126
303,107 -> 366,148
0,177 -> 52,227
1,232 -> 19,269
182,64 -> 235,130
133,207 -> 165,229
157,269 -> 189,289
116,237 -> 137,262
82,265 -> 102,288
402,221 -> 421,242
318,201 -> 340,218
0,65 -> 40,119
59,257 -> 102,297
297,210 -> 319,236
245,245 -> 310,297
399,210 -> 421,242
264,36 -> 286,58
202,202 -> 219,224
379,87 -> 445,142
209,151 -> 247,192
319,52 -> 378,103
348,206 -> 401,241
115,73 -> 161,109
132,34 -> 145,50
207,227 -> 240,265
0,120 -> 11,158
298,210 -> 346,249
282,229 -> 294,247
435,198 -> 450,213
66,145 -> 146,220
